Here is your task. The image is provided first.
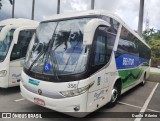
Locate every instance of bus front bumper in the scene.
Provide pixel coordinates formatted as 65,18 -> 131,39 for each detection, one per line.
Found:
20,81 -> 89,117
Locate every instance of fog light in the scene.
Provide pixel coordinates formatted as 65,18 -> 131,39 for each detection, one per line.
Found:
74,105 -> 80,112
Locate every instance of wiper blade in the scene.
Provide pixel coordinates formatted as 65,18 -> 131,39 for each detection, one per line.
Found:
28,22 -> 60,81
50,49 -> 60,80
27,41 -> 51,73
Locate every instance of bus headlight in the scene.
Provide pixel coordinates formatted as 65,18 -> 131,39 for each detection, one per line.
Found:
59,82 -> 95,97
0,70 -> 7,77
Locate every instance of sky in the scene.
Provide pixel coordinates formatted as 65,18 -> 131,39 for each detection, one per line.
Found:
0,0 -> 160,30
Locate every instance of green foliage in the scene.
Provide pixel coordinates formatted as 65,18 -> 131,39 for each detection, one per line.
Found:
143,28 -> 160,67
149,40 -> 160,67
143,28 -> 160,43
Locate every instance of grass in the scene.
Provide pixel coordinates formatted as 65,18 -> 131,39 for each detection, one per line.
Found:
150,71 -> 160,74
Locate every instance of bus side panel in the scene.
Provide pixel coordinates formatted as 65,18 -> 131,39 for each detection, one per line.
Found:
86,53 -> 119,112
0,65 -> 9,88
115,53 -> 150,90
9,60 -> 22,87
86,69 -> 108,112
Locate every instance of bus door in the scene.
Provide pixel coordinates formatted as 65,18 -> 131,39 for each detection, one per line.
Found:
9,29 -> 35,86
87,26 -> 109,111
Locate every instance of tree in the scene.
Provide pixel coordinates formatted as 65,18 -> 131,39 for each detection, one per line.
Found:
0,0 -> 13,10
9,0 -> 13,4
149,40 -> 160,67
143,28 -> 160,43
143,28 -> 160,67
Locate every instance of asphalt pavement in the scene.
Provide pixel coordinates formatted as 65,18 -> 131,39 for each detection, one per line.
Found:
0,81 -> 159,121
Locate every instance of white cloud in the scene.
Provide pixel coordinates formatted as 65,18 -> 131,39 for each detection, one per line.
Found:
61,0 -> 89,13
0,0 -> 160,30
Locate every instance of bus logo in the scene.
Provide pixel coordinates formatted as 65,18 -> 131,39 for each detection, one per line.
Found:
28,79 -> 40,86
38,89 -> 42,95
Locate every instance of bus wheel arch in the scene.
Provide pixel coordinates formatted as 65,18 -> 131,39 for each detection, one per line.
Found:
108,78 -> 122,107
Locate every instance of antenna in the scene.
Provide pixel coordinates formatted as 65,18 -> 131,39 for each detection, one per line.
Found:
145,12 -> 150,32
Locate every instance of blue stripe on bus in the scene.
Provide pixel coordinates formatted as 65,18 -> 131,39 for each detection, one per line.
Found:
115,53 -> 149,70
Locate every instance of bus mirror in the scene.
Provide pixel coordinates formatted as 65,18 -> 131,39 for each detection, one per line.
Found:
83,19 -> 110,46
13,26 -> 37,44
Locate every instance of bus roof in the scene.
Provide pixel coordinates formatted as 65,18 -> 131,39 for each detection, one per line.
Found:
43,10 -> 150,49
0,18 -> 39,27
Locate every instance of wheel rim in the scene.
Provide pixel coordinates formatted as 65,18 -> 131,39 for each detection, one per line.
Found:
111,88 -> 118,103
143,74 -> 146,84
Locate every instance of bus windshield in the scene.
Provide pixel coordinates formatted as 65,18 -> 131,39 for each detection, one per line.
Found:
0,29 -> 14,62
25,18 -> 92,75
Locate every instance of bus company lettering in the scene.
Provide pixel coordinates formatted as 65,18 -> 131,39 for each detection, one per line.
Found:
123,57 -> 134,66
12,74 -> 21,78
94,90 -> 104,101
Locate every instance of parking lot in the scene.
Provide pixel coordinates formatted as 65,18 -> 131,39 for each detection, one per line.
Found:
0,81 -> 160,121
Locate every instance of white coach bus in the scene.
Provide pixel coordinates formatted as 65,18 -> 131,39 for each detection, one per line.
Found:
20,10 -> 151,117
0,19 -> 38,88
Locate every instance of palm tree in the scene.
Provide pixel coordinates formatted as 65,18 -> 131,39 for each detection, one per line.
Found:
150,28 -> 155,35
9,0 -> 13,4
0,0 -> 13,9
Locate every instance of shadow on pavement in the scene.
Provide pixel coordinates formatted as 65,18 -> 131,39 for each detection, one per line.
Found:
0,86 -> 20,95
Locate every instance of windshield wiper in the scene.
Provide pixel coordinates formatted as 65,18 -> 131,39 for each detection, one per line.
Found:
28,23 -> 60,81
27,39 -> 52,73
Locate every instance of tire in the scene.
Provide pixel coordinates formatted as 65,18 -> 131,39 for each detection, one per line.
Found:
140,73 -> 146,86
108,84 -> 119,107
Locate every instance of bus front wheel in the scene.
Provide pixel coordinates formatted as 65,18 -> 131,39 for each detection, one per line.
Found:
108,84 -> 119,107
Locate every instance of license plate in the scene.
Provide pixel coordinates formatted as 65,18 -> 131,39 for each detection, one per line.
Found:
34,98 -> 45,106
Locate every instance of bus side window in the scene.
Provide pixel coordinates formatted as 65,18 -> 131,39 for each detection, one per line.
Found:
10,30 -> 35,61
106,32 -> 116,61
93,35 -> 106,65
116,26 -> 139,57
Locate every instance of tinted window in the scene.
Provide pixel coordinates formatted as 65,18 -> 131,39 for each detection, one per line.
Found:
94,35 -> 106,65
0,29 -> 15,62
116,26 -> 138,57
93,26 -> 116,66
138,40 -> 151,59
101,16 -> 120,34
11,30 -> 35,61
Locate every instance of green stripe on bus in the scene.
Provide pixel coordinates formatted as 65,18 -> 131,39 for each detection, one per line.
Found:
28,79 -> 39,86
118,67 -> 145,89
